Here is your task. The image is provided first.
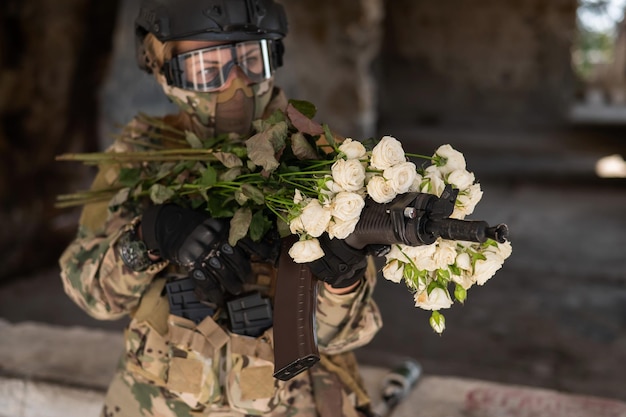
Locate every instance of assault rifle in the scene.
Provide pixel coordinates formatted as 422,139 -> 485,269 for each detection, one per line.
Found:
272,185 -> 509,381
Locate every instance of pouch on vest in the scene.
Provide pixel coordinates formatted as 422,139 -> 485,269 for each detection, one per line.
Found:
225,330 -> 285,415
165,314 -> 229,408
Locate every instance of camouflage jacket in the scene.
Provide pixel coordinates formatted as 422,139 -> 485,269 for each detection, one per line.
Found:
59,89 -> 383,417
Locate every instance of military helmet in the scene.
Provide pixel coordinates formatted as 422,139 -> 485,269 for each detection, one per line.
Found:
135,0 -> 288,43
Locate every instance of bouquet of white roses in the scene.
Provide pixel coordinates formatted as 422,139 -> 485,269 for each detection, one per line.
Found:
57,100 -> 511,334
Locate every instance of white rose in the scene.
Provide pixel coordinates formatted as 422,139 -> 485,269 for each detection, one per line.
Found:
327,217 -> 359,239
403,244 -> 437,271
414,287 -> 453,310
366,176 -> 396,203
434,144 -> 466,175
452,271 -> 475,290
338,138 -> 367,160
320,176 -> 343,202
455,252 -> 472,271
383,162 -> 418,194
301,199 -> 332,237
370,136 -> 406,170
289,215 -> 305,234
451,251 -> 475,289
408,173 -> 424,192
421,166 -> 446,196
323,176 -> 344,193
331,191 -> 365,221
446,169 -> 475,191
433,239 -> 458,269
385,244 -> 408,262
331,159 -> 366,192
382,260 -> 405,283
495,240 -> 513,260
289,238 -> 325,263
473,251 -> 505,285
452,183 -> 483,219
293,189 -> 304,204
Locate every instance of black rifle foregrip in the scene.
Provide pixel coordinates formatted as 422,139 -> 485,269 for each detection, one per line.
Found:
425,218 -> 489,243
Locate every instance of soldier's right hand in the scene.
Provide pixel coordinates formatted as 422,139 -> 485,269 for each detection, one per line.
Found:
140,204 -> 251,305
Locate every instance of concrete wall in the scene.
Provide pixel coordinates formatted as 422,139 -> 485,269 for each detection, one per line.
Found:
378,0 -> 578,129
276,0 -> 384,139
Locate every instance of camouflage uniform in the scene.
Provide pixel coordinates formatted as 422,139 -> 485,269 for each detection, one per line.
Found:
59,88 -> 383,417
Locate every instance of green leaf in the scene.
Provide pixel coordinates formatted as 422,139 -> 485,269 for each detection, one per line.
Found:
276,217 -> 291,237
267,121 -> 289,151
154,162 -> 177,181
185,131 -> 203,149
229,207 -> 253,246
197,165 -> 217,187
264,109 -> 287,125
219,166 -> 242,182
454,284 -> 467,304
241,183 -> 265,205
286,103 -> 324,135
118,168 -> 142,187
482,239 -> 499,248
291,132 -> 319,160
249,210 -> 273,241
234,188 -> 249,205
149,184 -> 175,204
470,250 -> 487,267
228,145 -> 248,159
288,99 -> 317,119
191,198 -> 206,210
252,119 -> 265,133
131,184 -> 143,199
436,268 -> 451,283
207,195 -> 234,218
252,110 -> 286,133
202,133 -> 229,149
429,310 -> 445,334
359,137 -> 378,152
322,123 -> 337,149
246,132 -> 280,172
449,264 -> 462,276
214,151 -> 243,168
403,263 -> 419,281
173,160 -> 196,176
109,187 -> 131,208
426,280 -> 443,295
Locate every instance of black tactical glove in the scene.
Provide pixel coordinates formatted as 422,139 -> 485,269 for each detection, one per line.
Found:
141,204 -> 251,306
306,233 -> 368,289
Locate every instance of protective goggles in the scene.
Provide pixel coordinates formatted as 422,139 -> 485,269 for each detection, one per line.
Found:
163,39 -> 279,92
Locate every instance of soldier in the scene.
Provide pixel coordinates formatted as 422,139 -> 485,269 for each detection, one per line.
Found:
59,1 -> 382,416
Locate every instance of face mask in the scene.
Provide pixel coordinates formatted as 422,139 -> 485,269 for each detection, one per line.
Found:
154,68 -> 274,137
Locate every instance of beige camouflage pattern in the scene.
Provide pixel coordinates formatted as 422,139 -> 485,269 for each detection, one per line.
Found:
316,258 -> 381,354
154,70 -> 274,137
60,88 -> 382,417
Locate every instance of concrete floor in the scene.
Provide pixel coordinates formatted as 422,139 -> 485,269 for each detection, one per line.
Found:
1,124 -> 625,407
